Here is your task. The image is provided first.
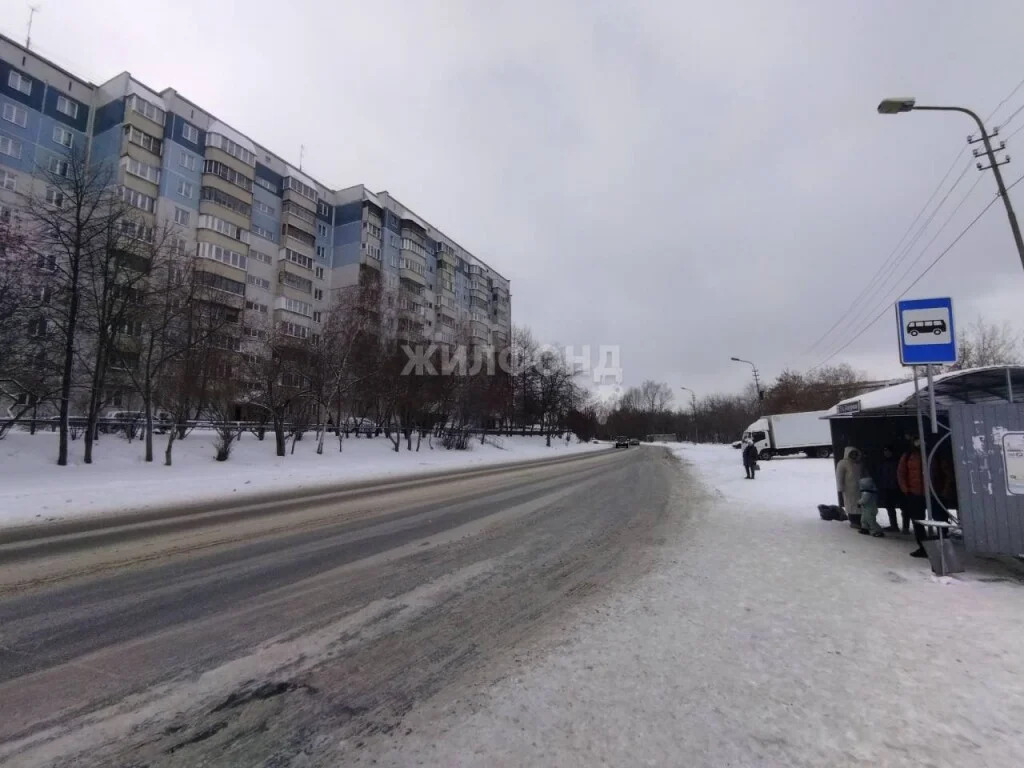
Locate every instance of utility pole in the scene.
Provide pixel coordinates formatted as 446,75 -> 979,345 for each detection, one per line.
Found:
299,144 -> 305,171
730,357 -> 764,414
26,5 -> 40,50
878,98 -> 1024,272
679,386 -> 698,442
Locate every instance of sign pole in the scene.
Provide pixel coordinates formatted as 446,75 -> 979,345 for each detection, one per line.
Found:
913,368 -> 934,523
927,363 -> 938,434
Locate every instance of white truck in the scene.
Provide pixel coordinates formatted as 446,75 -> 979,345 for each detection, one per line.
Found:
740,410 -> 832,460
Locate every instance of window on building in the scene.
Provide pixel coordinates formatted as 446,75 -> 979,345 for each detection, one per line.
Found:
313,288 -> 324,301
123,125 -> 161,155
247,274 -> 271,291
122,156 -> 160,184
245,299 -> 268,314
249,248 -> 273,265
121,186 -> 156,213
314,266 -> 324,279
284,297 -> 312,317
283,248 -> 313,270
249,223 -> 275,242
313,311 -> 322,323
280,270 -> 312,294
56,95 -> 79,119
254,200 -> 275,216
254,176 -> 278,194
0,169 -> 16,191
2,102 -> 27,127
198,241 -> 246,269
202,159 -> 253,193
317,222 -> 327,237
0,135 -> 23,159
45,187 -> 64,208
179,150 -> 197,171
205,133 -> 256,166
48,156 -> 69,177
8,70 -> 32,95
174,207 -> 190,226
126,93 -> 165,124
177,179 -> 194,199
198,214 -> 249,243
50,125 -> 73,149
182,122 -> 199,143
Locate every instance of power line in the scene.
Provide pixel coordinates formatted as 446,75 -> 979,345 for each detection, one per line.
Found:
807,159 -> 975,359
985,74 -> 1024,123
807,173 -> 1024,372
832,166 -> 982,345
997,101 -> 1024,131
801,77 -> 1024,366
800,151 -> 969,358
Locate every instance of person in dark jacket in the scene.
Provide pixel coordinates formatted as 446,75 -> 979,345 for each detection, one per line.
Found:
877,444 -> 905,533
742,440 -> 758,479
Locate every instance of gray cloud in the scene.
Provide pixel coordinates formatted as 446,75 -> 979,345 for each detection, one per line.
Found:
7,0 -> 1024,400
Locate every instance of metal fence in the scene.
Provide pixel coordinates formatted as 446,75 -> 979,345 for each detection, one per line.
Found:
948,403 -> 1024,555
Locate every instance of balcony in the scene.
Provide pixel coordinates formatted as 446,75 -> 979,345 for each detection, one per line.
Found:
470,286 -> 489,303
437,250 -> 457,268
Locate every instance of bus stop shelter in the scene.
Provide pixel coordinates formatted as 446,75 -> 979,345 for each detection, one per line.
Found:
825,366 -> 1024,558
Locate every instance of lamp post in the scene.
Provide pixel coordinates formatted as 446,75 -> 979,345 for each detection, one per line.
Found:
679,386 -> 698,443
730,357 -> 764,413
877,97 -> 1024,272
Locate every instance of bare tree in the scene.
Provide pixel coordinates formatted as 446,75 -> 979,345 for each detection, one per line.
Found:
950,316 -> 1022,370
638,380 -> 674,413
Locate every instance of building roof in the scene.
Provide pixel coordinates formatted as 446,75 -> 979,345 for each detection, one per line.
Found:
825,366 -> 1024,418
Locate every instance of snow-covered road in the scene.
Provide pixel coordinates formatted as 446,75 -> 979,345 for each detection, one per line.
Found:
354,443 -> 1024,767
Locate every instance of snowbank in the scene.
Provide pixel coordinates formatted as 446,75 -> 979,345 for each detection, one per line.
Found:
0,430 -> 603,528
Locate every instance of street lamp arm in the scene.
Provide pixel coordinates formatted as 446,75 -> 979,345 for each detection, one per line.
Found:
879,97 -> 1024,272
910,105 -> 986,134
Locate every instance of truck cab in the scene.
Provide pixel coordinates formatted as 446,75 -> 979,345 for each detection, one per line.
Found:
742,419 -> 771,459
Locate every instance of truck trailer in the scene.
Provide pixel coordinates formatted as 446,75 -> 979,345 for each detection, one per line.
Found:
740,411 -> 832,460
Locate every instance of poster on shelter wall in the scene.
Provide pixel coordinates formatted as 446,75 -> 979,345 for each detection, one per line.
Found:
1004,432 -> 1024,495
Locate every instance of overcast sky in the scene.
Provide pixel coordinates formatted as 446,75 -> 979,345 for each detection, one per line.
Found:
5,0 -> 1024,401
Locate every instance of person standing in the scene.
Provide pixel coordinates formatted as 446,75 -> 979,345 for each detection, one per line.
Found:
857,476 -> 885,537
835,446 -> 864,528
877,444 -> 906,533
742,440 -> 758,479
898,440 -> 941,558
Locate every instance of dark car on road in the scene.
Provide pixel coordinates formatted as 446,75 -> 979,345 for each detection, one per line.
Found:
614,437 -> 630,448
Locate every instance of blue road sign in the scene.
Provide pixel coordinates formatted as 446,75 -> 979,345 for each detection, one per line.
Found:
896,297 -> 957,366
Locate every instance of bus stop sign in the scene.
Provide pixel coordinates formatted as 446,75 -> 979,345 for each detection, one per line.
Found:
896,297 -> 957,366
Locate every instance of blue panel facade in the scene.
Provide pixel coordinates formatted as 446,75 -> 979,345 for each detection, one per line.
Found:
254,163 -> 283,196
332,221 -> 361,268
42,87 -> 89,133
0,94 -> 38,173
251,184 -> 281,243
88,122 -> 122,173
161,142 -> 202,208
92,98 -> 125,136
0,60 -> 45,112
332,201 -> 361,225
164,111 -> 204,153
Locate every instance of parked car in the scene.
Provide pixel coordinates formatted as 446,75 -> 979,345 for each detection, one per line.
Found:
614,437 -> 630,448
629,438 -> 640,446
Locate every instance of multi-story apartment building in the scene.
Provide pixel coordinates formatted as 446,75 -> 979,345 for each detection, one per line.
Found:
0,34 -> 511,365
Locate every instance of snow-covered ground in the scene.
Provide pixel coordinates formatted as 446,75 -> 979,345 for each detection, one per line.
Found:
358,443 -> 1024,767
0,430 -> 602,528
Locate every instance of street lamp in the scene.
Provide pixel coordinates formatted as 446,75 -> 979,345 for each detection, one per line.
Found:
730,357 -> 764,413
877,96 -> 1024,272
679,386 -> 698,443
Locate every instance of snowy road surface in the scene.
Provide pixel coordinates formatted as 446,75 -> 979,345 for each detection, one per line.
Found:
2,444 -> 1023,767
0,445 -> 673,766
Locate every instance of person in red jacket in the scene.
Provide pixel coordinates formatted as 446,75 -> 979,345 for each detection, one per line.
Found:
898,439 -> 950,559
